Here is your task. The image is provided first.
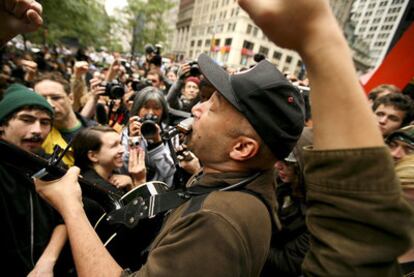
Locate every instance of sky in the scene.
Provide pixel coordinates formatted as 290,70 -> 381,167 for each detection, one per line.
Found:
105,0 -> 128,16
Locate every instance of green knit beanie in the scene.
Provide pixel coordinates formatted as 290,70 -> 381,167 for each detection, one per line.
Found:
0,84 -> 54,122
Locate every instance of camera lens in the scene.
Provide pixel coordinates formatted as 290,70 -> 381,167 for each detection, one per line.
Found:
141,121 -> 158,138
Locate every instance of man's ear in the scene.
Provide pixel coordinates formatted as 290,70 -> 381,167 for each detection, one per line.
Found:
68,93 -> 74,105
229,136 -> 259,161
87,150 -> 98,163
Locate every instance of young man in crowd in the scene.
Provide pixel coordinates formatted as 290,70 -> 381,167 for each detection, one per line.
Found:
33,72 -> 96,166
373,92 -> 414,137
386,125 -> 414,163
0,84 -> 68,276
2,0 -> 406,276
368,84 -> 401,106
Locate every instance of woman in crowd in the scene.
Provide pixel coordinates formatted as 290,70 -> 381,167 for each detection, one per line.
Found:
121,86 -> 176,188
166,62 -> 201,113
72,125 -> 146,223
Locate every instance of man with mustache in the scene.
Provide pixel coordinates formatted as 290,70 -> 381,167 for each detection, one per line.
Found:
0,84 -> 68,276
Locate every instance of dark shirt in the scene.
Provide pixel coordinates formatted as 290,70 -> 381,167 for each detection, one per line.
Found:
0,160 -> 63,276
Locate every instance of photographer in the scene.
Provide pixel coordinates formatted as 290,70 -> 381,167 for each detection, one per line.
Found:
120,86 -> 176,188
166,62 -> 201,112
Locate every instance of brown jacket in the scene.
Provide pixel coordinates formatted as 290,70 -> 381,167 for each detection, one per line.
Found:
124,170 -> 278,277
124,147 -> 414,276
303,146 -> 414,276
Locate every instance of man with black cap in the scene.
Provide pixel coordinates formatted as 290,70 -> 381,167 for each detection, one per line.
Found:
0,84 -> 68,276
34,0 -> 414,276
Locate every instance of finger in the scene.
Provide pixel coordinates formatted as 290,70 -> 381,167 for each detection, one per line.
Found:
26,9 -> 43,26
67,166 -> 81,183
138,147 -> 146,164
30,0 -> 43,15
13,0 -> 31,18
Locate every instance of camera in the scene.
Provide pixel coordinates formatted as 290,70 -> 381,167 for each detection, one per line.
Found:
128,136 -> 141,147
131,78 -> 152,92
138,114 -> 159,138
188,61 -> 200,77
101,80 -> 125,99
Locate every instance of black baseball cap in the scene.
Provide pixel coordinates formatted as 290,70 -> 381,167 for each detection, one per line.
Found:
197,53 -> 305,160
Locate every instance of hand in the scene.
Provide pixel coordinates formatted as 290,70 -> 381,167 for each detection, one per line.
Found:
177,63 -> 191,80
237,0 -> 337,53
179,151 -> 201,175
21,59 -> 38,81
109,174 -> 133,189
0,0 -> 43,45
34,167 -> 83,217
89,77 -> 106,99
128,116 -> 142,137
74,61 -> 89,78
105,59 -> 121,82
27,257 -> 55,277
128,146 -> 146,186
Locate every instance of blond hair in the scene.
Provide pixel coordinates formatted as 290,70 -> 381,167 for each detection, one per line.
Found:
395,154 -> 414,189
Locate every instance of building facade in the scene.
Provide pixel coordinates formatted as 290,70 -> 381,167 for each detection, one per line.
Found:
171,0 -> 376,75
350,0 -> 410,67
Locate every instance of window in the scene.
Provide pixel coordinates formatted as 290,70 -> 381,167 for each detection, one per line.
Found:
273,51 -> 282,60
225,38 -> 232,46
205,39 -> 211,47
246,24 -> 252,34
190,40 -> 195,47
242,40 -> 254,50
258,46 -> 269,57
253,27 -> 258,37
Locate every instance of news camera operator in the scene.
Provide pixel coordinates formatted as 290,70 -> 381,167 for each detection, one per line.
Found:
166,62 -> 202,112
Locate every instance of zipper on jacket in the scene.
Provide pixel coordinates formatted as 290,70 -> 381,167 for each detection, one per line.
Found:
29,190 -> 35,266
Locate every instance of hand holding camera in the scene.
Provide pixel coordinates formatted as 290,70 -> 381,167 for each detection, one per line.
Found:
129,115 -> 162,143
177,63 -> 191,80
90,77 -> 106,99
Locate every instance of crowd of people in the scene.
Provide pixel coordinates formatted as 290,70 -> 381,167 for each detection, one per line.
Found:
0,0 -> 413,276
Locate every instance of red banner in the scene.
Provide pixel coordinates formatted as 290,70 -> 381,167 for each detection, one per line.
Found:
363,22 -> 414,94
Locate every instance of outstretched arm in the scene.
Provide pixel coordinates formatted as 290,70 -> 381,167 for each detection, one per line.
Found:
35,167 -> 123,277
28,224 -> 67,277
0,0 -> 43,46
238,0 -> 383,150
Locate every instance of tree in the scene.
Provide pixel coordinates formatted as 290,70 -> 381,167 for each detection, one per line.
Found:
124,0 -> 174,55
26,0 -> 113,47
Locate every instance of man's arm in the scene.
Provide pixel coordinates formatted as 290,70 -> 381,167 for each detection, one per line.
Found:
239,1 -> 414,275
238,0 -> 383,150
35,167 -> 123,277
0,0 -> 43,46
28,224 -> 67,277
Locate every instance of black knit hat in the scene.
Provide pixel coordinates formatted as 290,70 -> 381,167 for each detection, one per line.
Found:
387,125 -> 414,147
197,54 -> 305,160
0,84 -> 54,122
